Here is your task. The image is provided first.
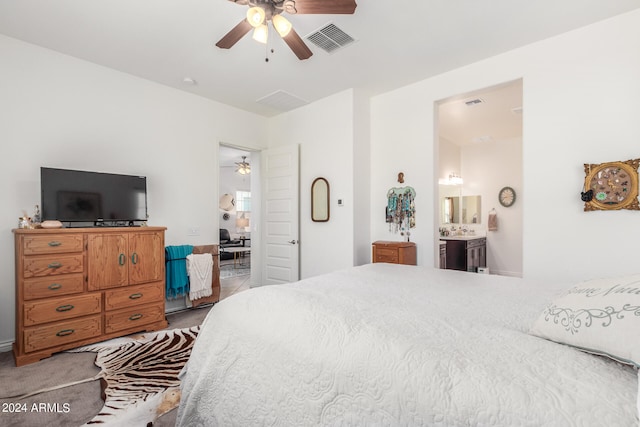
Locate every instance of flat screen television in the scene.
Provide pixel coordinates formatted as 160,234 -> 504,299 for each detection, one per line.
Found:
41,167 -> 148,225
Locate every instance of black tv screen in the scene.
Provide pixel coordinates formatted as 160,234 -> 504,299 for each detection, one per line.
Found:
41,167 -> 147,224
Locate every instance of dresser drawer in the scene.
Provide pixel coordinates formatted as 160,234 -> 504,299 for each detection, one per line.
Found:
104,303 -> 165,334
23,254 -> 84,278
374,248 -> 399,263
23,235 -> 84,255
24,315 -> 102,353
23,274 -> 85,300
24,293 -> 102,326
104,282 -> 164,311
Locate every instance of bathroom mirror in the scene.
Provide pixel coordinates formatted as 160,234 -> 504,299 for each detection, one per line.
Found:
441,195 -> 481,224
462,195 -> 481,224
442,196 -> 459,224
311,177 -> 330,222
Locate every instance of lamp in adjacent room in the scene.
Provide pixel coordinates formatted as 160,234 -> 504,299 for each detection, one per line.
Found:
236,215 -> 250,238
236,216 -> 249,230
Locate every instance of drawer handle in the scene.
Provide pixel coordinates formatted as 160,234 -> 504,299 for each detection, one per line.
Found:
129,293 -> 143,300
118,253 -> 126,266
129,313 -> 143,321
55,304 -> 74,312
48,241 -> 62,247
56,329 -> 74,337
48,283 -> 62,290
48,262 -> 63,269
131,252 -> 138,265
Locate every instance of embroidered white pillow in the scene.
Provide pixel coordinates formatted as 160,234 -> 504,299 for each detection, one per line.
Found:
529,274 -> 640,367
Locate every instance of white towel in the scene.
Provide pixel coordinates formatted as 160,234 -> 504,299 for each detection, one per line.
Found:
186,253 -> 213,300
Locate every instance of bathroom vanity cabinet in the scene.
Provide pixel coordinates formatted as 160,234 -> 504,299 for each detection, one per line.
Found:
441,237 -> 486,273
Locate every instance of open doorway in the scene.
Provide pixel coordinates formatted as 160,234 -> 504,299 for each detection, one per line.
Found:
218,144 -> 254,298
436,79 -> 523,277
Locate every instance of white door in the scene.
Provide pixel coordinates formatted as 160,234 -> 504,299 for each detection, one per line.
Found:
261,144 -> 299,285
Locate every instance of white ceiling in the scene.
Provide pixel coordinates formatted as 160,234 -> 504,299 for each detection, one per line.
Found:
438,79 -> 522,146
1,0 -> 638,119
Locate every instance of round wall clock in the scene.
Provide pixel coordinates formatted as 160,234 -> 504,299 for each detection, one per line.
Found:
583,159 -> 640,211
498,186 -> 516,207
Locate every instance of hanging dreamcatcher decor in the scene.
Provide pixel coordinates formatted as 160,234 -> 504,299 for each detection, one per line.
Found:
386,174 -> 416,240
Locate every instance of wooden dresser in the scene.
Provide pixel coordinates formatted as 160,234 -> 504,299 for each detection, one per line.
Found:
13,227 -> 168,366
372,241 -> 417,265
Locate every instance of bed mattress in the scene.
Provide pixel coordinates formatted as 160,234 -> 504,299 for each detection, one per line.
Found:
177,263 -> 638,426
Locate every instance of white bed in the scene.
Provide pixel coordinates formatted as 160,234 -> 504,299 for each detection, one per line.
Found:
176,263 -> 639,426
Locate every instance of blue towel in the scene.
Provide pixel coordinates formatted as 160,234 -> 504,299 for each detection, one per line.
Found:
165,245 -> 193,299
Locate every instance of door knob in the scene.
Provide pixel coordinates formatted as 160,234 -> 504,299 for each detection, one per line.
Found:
288,239 -> 299,244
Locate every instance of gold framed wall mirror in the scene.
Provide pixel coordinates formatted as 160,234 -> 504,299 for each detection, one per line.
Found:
311,177 -> 330,222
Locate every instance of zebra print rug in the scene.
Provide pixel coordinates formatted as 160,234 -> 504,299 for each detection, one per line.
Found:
69,326 -> 200,426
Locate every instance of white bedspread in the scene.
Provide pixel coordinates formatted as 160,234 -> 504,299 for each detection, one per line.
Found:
177,263 -> 638,426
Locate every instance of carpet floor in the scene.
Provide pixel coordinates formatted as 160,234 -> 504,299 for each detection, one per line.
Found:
0,273 -> 250,427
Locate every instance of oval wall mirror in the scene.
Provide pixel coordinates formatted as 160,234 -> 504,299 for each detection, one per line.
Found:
311,177 -> 330,222
219,193 -> 235,211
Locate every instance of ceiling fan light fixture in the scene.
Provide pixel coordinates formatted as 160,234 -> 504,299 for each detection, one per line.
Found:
252,24 -> 268,44
246,6 -> 265,28
272,14 -> 292,37
236,156 -> 251,175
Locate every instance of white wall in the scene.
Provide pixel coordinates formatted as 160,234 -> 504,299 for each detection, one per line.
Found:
352,89 -> 371,266
461,138 -> 523,276
268,90 -> 355,279
0,35 -> 267,349
371,9 -> 640,283
438,137 -> 461,183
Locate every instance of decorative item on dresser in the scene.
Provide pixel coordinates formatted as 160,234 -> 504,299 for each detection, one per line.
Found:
372,241 -> 417,265
13,226 -> 168,366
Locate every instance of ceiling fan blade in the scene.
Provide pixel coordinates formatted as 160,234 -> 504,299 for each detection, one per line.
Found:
215,19 -> 252,49
282,28 -> 313,60
285,0 -> 357,15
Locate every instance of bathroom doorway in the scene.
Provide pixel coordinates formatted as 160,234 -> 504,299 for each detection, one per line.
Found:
436,79 -> 523,277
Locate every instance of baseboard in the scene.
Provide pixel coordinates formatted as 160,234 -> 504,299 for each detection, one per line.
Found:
490,269 -> 523,278
0,339 -> 13,353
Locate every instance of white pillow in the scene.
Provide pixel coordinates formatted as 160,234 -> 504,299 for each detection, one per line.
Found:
529,274 -> 640,367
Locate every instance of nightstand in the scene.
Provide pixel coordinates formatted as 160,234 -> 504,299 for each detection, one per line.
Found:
372,241 -> 417,265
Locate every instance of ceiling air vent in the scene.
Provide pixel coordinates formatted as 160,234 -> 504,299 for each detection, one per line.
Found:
306,23 -> 355,53
256,90 -> 308,112
464,98 -> 485,106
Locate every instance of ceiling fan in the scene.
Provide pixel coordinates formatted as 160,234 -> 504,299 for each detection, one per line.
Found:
216,0 -> 357,60
235,156 -> 251,174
